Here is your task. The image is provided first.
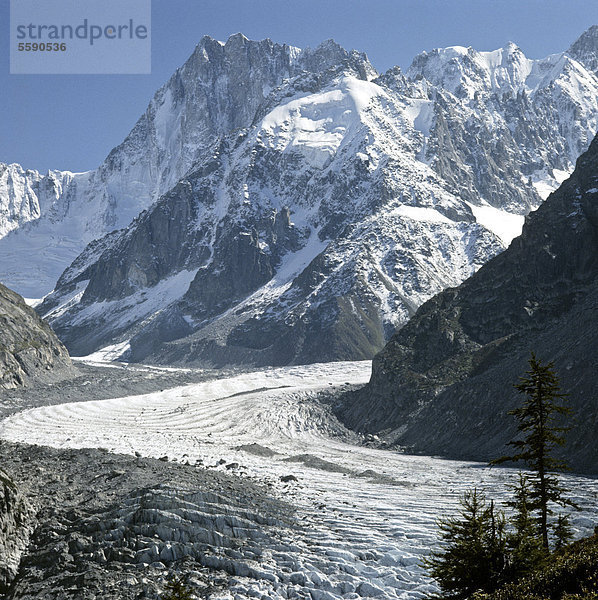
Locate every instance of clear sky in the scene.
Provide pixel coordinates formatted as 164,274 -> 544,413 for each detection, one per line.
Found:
2,0 -> 598,173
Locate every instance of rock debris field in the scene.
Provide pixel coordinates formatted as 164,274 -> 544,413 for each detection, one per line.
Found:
1,360 -> 597,599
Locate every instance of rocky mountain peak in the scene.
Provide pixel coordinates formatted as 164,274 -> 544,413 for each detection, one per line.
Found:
192,32 -> 299,67
188,34 -> 367,84
297,38 -> 376,81
301,38 -> 350,65
407,41 -> 534,98
224,31 -> 250,45
567,24 -> 598,73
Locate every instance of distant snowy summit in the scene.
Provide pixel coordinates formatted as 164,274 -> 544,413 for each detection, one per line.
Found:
2,28 -> 598,366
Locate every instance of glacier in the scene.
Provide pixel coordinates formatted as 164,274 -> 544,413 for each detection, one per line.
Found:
1,360 -> 597,599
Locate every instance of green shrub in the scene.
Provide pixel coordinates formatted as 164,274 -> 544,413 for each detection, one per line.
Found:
472,534 -> 598,600
161,576 -> 195,600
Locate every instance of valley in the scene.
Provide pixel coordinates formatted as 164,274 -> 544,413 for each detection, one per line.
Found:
1,360 -> 596,599
2,17 -> 598,600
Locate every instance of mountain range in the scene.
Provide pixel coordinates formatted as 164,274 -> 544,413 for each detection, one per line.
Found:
337,129 -> 598,473
2,27 -> 598,365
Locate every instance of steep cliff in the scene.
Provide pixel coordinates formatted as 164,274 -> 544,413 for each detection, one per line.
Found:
0,283 -> 72,389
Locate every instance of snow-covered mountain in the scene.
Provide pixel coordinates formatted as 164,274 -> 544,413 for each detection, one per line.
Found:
0,35 -> 367,296
4,28 -> 598,364
337,129 -> 598,472
407,38 -> 598,201
39,64 -> 502,362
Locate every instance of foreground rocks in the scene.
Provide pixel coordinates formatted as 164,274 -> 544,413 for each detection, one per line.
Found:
0,470 -> 33,593
0,442 -> 294,599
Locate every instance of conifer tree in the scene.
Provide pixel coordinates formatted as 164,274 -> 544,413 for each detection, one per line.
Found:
161,576 -> 195,600
424,489 -> 507,598
485,499 -> 508,591
493,353 -> 576,550
505,473 -> 545,577
553,513 -> 574,551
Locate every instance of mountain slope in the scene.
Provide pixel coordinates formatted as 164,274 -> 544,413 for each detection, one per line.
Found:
37,62 -> 503,362
0,34 -> 365,297
0,283 -> 72,389
336,132 -> 598,473
568,24 -> 598,75
4,29 -> 598,366
34,29 -> 598,365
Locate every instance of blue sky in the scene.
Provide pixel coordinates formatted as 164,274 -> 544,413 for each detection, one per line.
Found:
2,0 -> 598,173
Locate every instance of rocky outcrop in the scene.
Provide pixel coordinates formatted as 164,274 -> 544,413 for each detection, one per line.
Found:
337,133 -> 598,473
0,283 -> 72,389
0,471 -> 33,593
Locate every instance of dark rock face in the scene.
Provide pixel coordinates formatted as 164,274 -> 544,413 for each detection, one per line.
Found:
0,283 -> 72,389
183,208 -> 301,322
0,471 -> 32,593
337,133 -> 598,474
